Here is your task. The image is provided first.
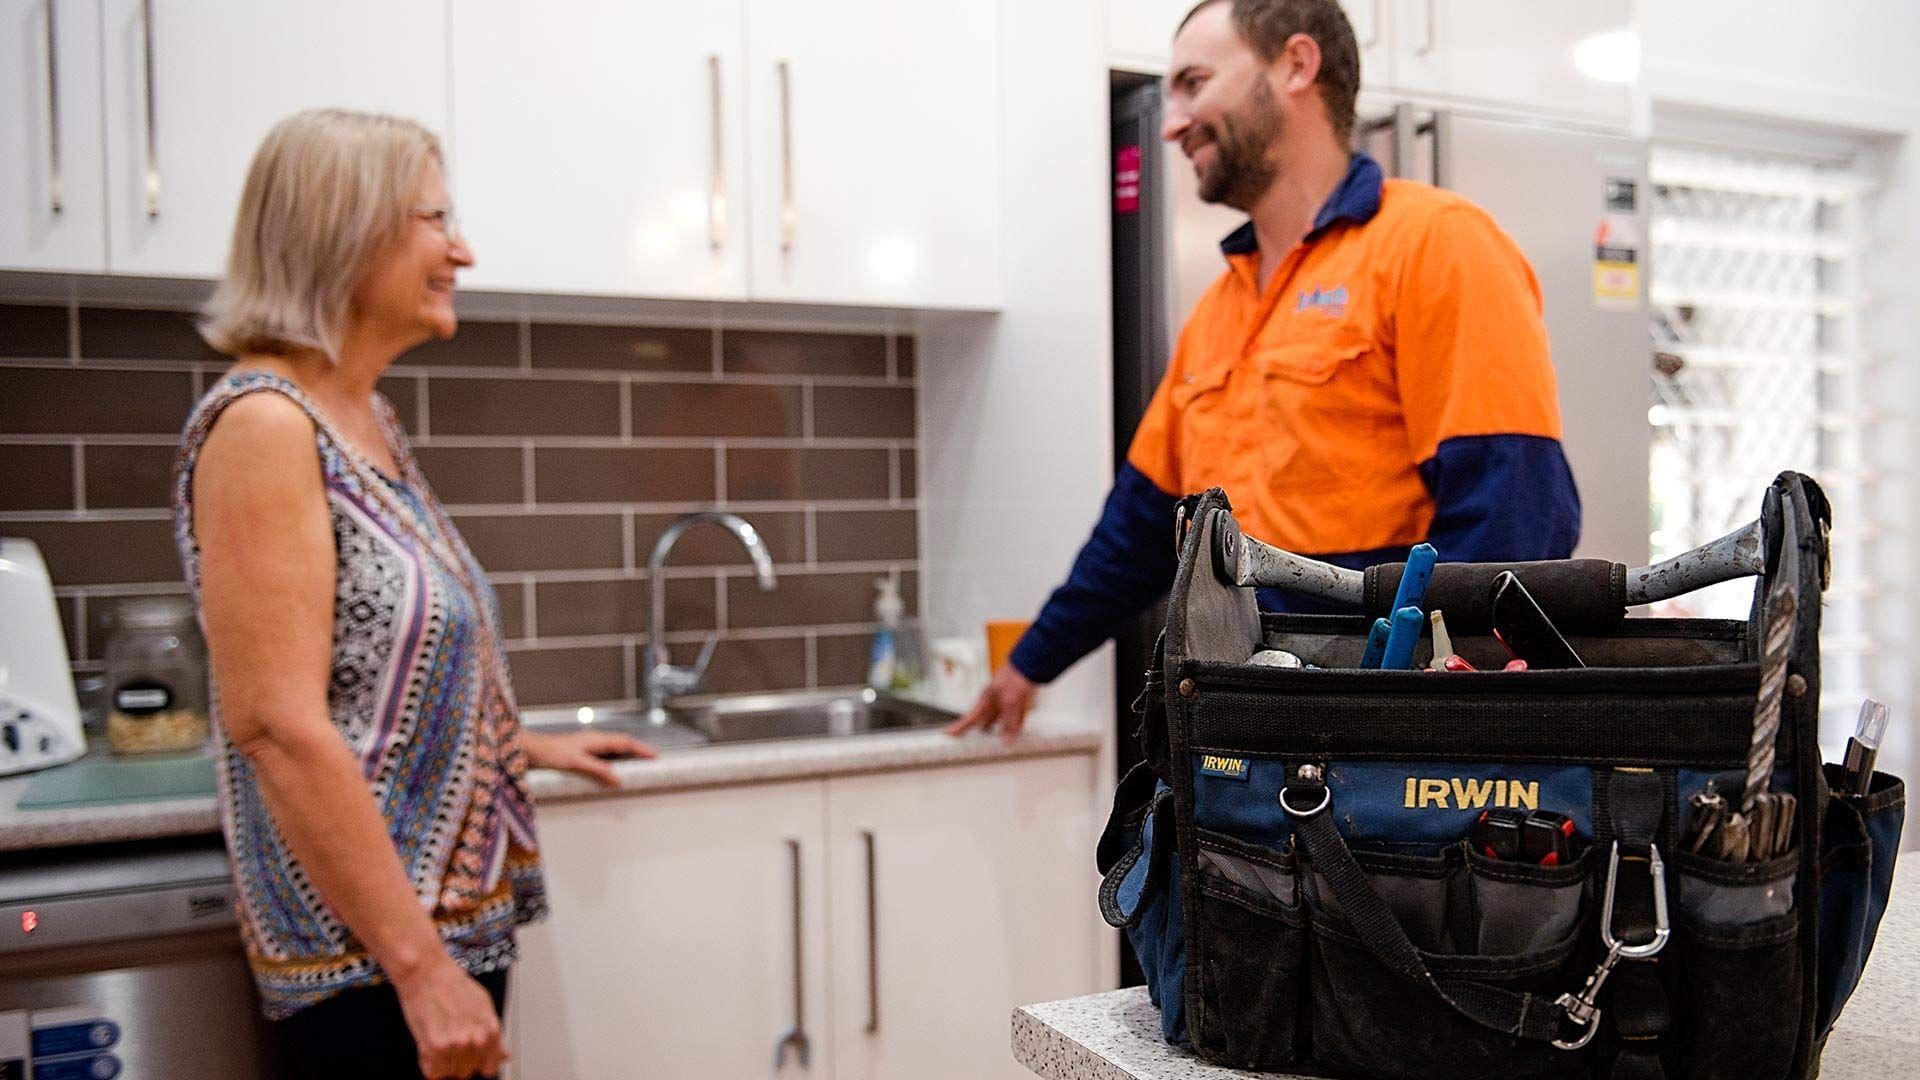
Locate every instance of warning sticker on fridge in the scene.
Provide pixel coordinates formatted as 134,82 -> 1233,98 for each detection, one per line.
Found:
1592,178 -> 1642,309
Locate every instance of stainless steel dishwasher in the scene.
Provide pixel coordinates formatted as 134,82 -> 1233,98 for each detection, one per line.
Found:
0,834 -> 270,1077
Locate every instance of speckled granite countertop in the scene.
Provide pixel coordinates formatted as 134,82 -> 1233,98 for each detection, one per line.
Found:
0,712 -> 1101,853
1013,861 -> 1920,1079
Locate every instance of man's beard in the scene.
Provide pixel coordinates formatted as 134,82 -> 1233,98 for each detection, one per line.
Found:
1189,78 -> 1282,211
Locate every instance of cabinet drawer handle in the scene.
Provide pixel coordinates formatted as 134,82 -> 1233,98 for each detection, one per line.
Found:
777,58 -> 795,252
42,0 -> 63,214
139,0 -> 160,218
1416,0 -> 1435,57
864,829 -> 879,1034
708,54 -> 725,250
1363,0 -> 1380,50
773,837 -> 812,1069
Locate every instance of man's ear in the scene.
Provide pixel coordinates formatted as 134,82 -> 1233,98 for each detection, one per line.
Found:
1279,31 -> 1322,96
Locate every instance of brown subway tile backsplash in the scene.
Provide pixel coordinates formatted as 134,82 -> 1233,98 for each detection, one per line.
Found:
0,445 -> 75,510
11,308 -> 918,709
0,304 -> 69,358
816,509 -> 919,563
452,513 -> 626,572
413,445 -> 525,505
84,444 -> 177,509
812,385 -> 914,439
54,596 -> 82,661
533,575 -> 716,639
534,447 -> 716,505
668,635 -> 807,695
0,368 -> 195,434
726,571 -> 880,630
506,644 -> 628,707
427,376 -> 622,437
4,520 -> 182,586
726,448 -> 890,502
630,383 -> 804,438
78,307 -> 219,362
722,330 -> 887,377
402,321 -> 521,367
531,323 -> 711,372
815,632 -> 873,688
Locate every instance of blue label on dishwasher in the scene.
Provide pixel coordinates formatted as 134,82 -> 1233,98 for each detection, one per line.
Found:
31,1054 -> 120,1080
29,1020 -> 117,1060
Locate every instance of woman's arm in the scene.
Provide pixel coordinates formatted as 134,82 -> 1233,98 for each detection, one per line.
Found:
193,393 -> 503,1078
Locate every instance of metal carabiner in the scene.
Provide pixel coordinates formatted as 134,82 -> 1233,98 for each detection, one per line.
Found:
1601,841 -> 1671,959
1553,941 -> 1623,1050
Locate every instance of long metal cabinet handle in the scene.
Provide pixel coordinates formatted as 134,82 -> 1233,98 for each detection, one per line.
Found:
773,838 -> 812,1068
139,0 -> 159,218
1416,0 -> 1435,56
777,58 -> 795,252
1390,102 -> 1416,180
1362,0 -> 1380,49
863,829 -> 879,1034
1419,109 -> 1450,189
708,54 -> 725,250
43,0 -> 63,213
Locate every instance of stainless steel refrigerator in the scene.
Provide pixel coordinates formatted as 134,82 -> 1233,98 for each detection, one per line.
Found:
1108,87 -> 1653,977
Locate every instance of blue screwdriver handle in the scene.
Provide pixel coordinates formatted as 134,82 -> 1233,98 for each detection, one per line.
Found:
1391,543 -> 1438,615
1360,618 -> 1392,669
1381,605 -> 1425,670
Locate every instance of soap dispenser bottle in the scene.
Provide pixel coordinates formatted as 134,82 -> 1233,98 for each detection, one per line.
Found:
867,578 -> 904,691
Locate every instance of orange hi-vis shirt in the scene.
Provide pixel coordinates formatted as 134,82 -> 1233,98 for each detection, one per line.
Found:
1127,159 -> 1567,555
1008,152 -> 1580,685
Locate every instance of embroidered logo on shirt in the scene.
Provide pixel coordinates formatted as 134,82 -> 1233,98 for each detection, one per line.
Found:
1295,285 -> 1349,318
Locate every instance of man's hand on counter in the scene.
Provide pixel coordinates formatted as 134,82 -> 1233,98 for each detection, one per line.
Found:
521,729 -> 656,786
946,664 -> 1038,745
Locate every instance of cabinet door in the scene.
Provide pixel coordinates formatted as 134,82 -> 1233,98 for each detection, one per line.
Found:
449,0 -> 750,300
1388,0 -> 1633,126
744,0 -> 1001,308
0,0 -> 106,272
99,0 -> 449,279
826,755 -> 1099,1080
512,781 -> 832,1079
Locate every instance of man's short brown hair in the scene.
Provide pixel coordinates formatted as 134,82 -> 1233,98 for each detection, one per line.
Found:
1180,0 -> 1361,143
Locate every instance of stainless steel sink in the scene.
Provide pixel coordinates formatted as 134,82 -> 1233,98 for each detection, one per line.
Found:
522,689 -> 957,750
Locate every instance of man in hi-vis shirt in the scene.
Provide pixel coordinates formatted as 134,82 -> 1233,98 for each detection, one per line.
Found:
948,0 -> 1580,741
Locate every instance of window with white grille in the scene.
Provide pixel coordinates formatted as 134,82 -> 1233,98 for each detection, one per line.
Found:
1646,143 -> 1889,756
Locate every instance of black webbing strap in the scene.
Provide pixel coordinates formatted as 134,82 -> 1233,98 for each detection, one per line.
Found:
1288,777 -> 1569,1046
1607,770 -> 1670,1080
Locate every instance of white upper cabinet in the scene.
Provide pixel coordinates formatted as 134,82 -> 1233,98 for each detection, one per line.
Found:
1106,0 -> 1397,90
450,0 -> 751,300
1386,0 -> 1634,127
99,0 -> 449,279
0,0 -> 107,272
743,0 -> 1002,309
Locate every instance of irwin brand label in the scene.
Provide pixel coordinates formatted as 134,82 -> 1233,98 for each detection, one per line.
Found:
1403,776 -> 1540,811
1198,754 -> 1250,781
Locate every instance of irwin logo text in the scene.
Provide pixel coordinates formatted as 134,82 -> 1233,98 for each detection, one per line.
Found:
1403,777 -> 1540,810
1199,755 -> 1250,780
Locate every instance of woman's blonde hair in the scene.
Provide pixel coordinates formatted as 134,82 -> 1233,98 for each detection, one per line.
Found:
200,108 -> 442,362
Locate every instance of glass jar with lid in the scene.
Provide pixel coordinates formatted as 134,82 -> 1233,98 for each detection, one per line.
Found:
102,597 -> 210,755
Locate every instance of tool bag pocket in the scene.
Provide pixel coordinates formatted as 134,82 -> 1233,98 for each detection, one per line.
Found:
1815,764 -> 1906,1036
1300,844 -> 1594,1080
1191,829 -> 1306,1069
1669,850 -> 1803,1080
1098,762 -> 1186,1044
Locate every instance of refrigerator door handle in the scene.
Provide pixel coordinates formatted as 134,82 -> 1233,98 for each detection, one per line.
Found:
1416,109 -> 1452,189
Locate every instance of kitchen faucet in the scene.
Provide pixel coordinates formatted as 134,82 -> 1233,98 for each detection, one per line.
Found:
645,511 -> 777,724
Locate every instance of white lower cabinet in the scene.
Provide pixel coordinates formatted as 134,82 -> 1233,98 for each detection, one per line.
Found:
512,753 -> 1099,1079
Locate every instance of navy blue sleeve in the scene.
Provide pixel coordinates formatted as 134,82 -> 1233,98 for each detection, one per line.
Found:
1417,433 -> 1582,562
1008,463 -> 1180,684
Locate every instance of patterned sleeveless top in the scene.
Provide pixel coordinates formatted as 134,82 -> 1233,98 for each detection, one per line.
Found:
173,371 -> 546,1019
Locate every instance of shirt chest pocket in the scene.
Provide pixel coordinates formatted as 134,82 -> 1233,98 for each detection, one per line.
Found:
1247,335 -> 1394,494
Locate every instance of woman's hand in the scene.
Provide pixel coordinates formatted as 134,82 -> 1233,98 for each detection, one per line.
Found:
391,954 -> 508,1079
521,729 -> 656,787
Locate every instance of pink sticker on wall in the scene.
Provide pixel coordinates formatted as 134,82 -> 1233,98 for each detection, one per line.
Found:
1115,145 -> 1142,214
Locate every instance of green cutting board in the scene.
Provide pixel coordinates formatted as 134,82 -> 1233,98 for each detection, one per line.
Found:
16,752 -> 217,809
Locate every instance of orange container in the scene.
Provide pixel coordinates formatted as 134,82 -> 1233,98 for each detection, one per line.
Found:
985,620 -> 1029,673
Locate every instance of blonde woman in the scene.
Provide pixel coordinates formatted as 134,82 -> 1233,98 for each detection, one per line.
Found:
175,109 -> 650,1079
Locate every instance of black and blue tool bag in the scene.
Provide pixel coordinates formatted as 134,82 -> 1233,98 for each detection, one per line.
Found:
1098,472 -> 1903,1079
